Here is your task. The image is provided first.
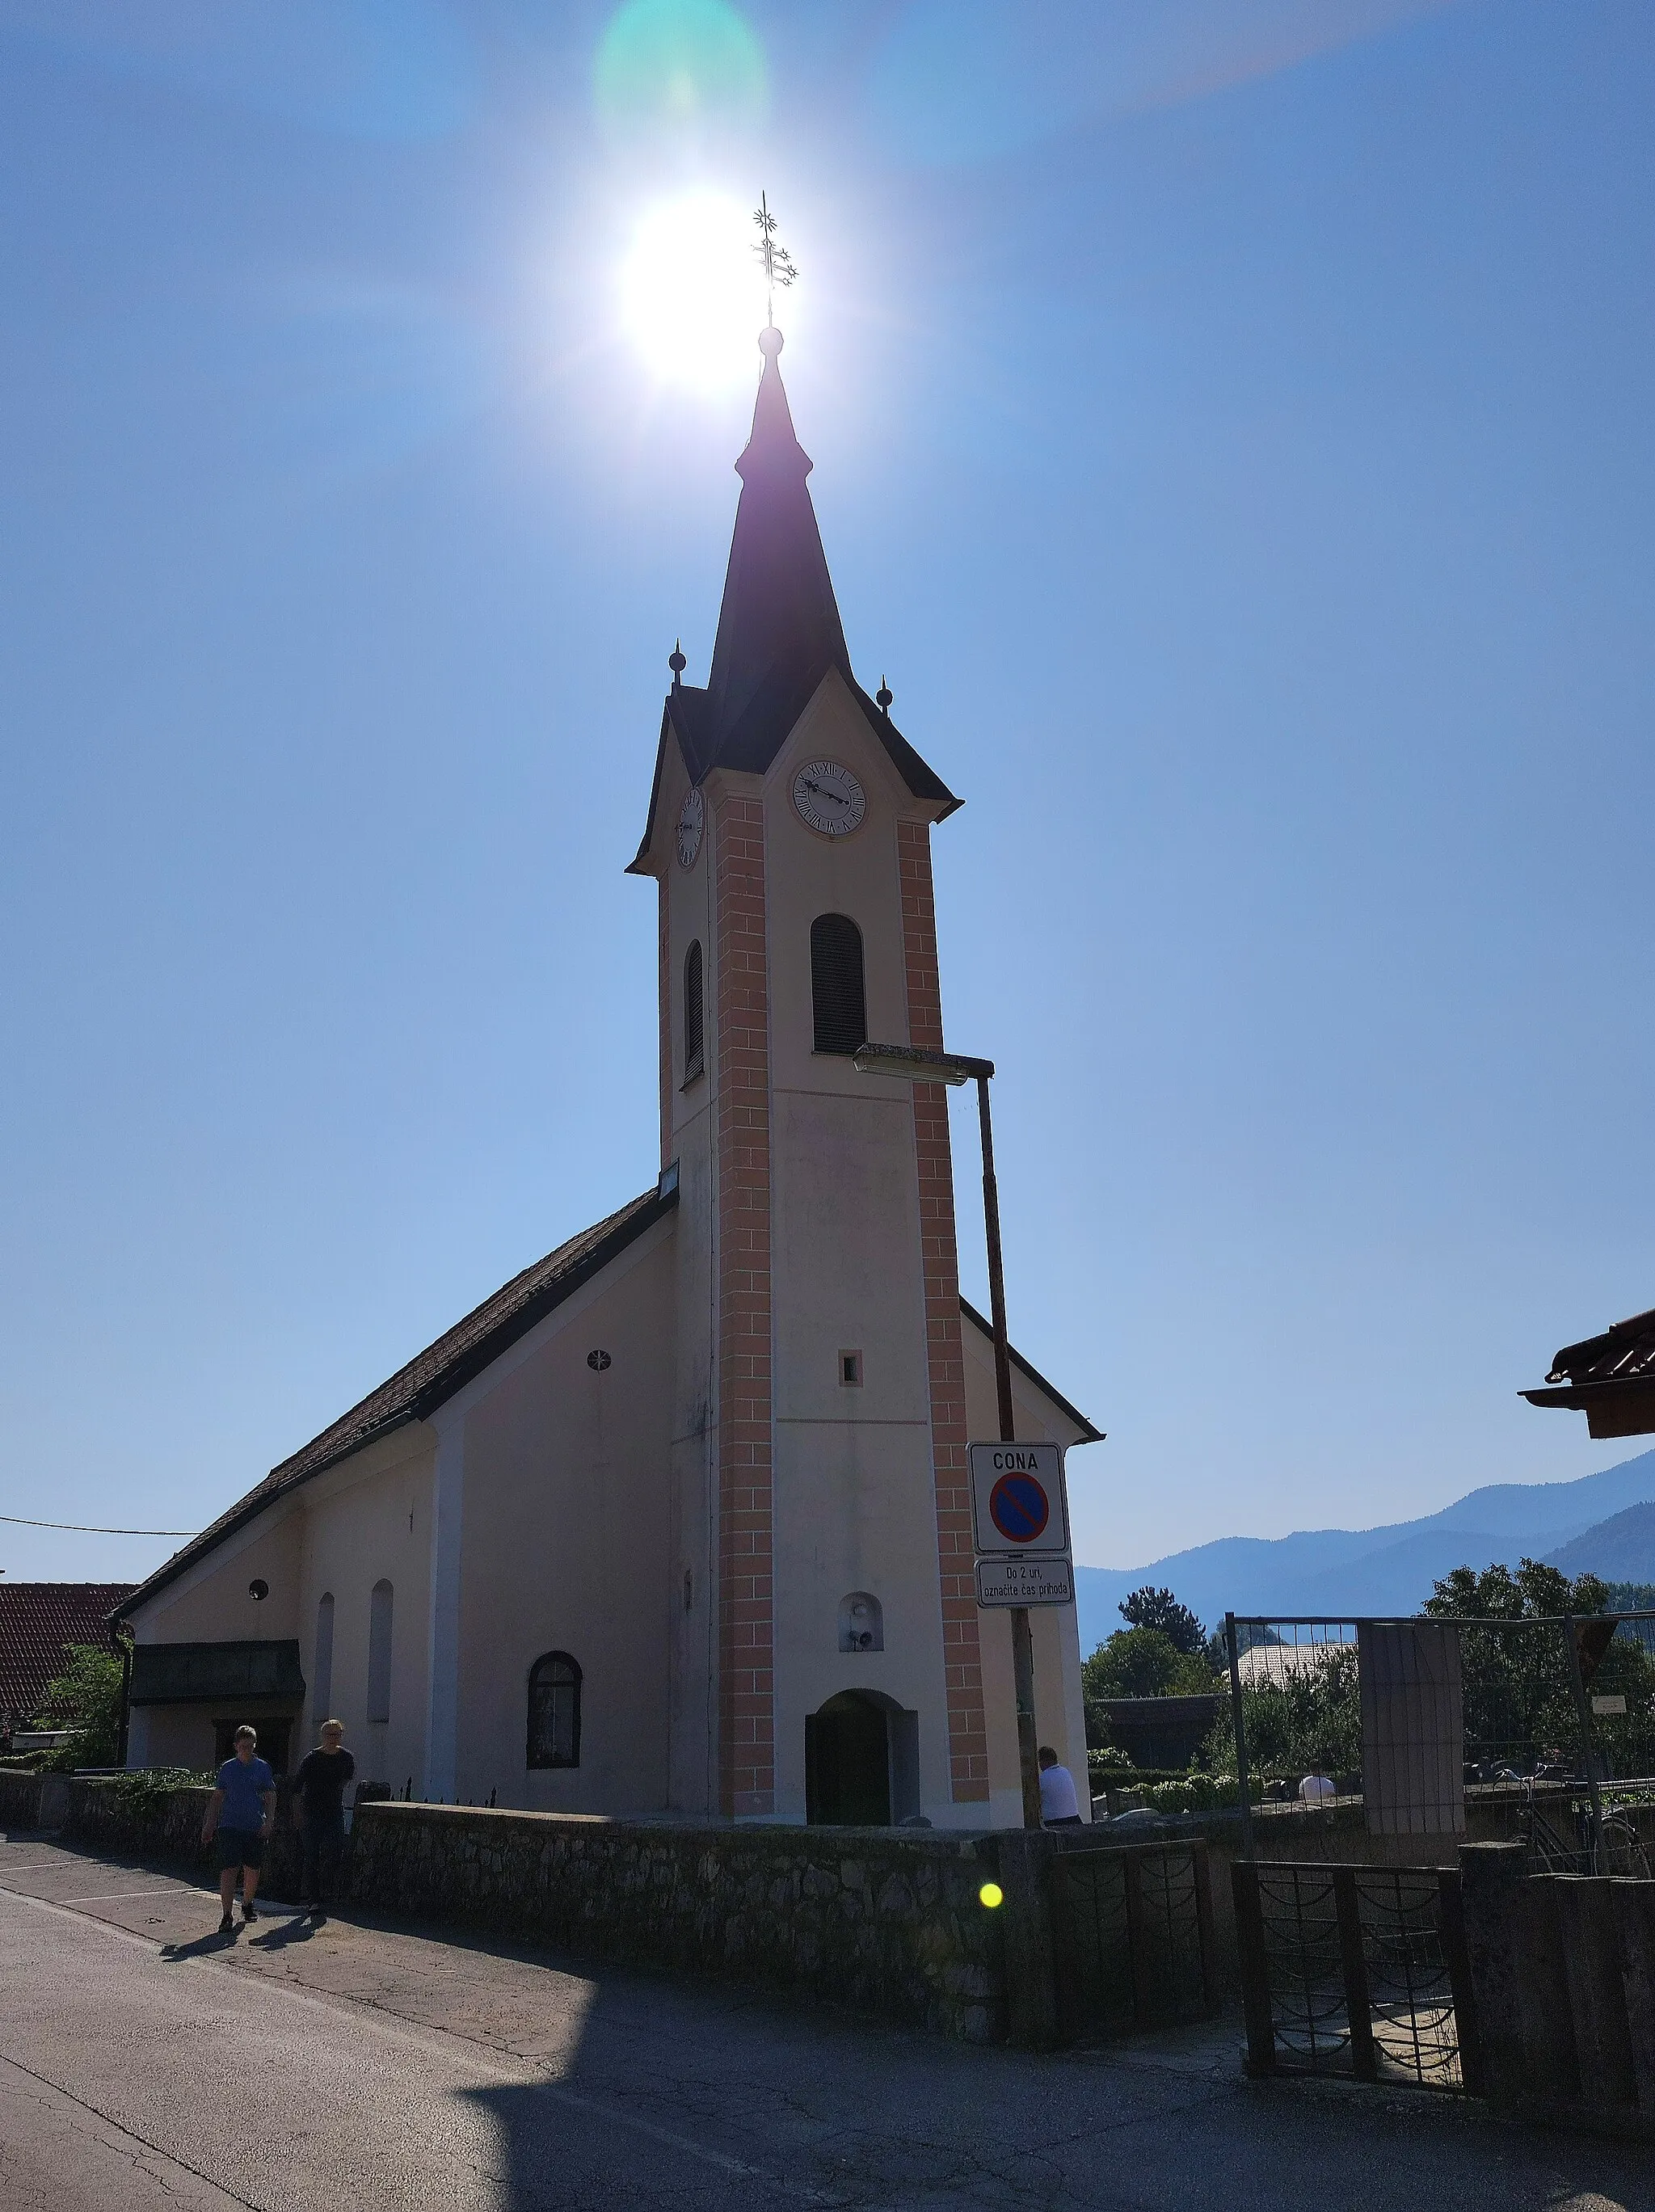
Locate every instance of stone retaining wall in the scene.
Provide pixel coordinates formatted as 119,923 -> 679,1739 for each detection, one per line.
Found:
1459,1843 -> 1655,2134
0,1768 -> 47,1829
350,1804 -> 1012,2042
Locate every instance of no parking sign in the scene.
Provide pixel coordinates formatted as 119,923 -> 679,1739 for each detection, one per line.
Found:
967,1441 -> 1070,1557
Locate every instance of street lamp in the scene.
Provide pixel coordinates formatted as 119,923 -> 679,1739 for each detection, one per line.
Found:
853,1042 -> 1044,1830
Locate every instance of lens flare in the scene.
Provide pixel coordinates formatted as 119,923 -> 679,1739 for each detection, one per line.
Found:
619,192 -> 764,390
595,0 -> 767,143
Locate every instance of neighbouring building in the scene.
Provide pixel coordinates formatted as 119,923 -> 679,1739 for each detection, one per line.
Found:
0,1582 -> 135,1736
1522,1307 -> 1655,1440
116,324 -> 1102,1824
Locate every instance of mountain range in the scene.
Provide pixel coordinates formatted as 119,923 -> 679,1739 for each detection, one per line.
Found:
1075,1447 -> 1655,1652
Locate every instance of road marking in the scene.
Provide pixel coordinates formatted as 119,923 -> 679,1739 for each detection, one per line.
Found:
0,1860 -> 74,1873
0,1879 -> 835,2203
55,1885 -> 199,1904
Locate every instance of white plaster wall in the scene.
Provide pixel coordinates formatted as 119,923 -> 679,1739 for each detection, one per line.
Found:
759,676 -> 966,1822
449,1220 -> 676,1814
294,1427 -> 436,1791
763,673 -> 917,1100
129,1513 -> 303,1646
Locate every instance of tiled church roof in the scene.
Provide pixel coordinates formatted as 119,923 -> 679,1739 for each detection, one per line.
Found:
0,1583 -> 135,1723
116,1181 -> 678,1622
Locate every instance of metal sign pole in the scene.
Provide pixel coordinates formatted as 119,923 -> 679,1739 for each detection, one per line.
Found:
1226,1613 -> 1254,1859
978,1072 -> 1042,1831
1560,1612 -> 1607,1875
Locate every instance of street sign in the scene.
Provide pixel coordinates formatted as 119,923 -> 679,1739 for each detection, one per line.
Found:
975,1556 -> 1075,1607
968,1441 -> 1070,1556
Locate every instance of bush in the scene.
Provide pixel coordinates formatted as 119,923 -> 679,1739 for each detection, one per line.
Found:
36,1642 -> 127,1770
101,1767 -> 214,1818
1200,1644 -> 1361,1781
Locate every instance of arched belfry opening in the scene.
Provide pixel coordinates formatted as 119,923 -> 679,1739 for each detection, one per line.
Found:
805,1690 -> 920,1826
811,913 -> 865,1056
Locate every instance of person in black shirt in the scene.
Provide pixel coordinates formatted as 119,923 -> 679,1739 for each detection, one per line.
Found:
292,1719 -> 355,1920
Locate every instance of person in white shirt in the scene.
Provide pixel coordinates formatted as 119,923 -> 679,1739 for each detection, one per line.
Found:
1298,1767 -> 1337,1804
1038,1746 -> 1084,1828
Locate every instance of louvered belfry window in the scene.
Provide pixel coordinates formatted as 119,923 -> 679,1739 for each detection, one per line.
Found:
811,913 -> 866,1056
683,940 -> 704,1083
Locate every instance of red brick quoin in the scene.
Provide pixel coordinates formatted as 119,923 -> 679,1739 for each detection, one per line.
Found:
898,819 -> 990,1802
714,791 -> 775,1817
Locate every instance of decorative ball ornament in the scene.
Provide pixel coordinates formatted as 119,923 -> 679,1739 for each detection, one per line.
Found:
875,679 -> 893,713
792,759 -> 866,838
676,786 -> 705,870
758,326 -> 784,358
668,642 -> 686,680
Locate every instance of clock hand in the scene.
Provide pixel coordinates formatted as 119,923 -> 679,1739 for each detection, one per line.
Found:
802,778 -> 848,807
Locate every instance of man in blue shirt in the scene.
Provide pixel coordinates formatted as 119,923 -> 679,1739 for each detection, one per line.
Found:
201,1725 -> 276,1934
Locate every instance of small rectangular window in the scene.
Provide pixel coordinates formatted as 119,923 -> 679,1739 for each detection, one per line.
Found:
840,1350 -> 863,1387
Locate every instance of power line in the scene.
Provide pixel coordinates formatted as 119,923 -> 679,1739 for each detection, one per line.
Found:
0,1513 -> 196,1537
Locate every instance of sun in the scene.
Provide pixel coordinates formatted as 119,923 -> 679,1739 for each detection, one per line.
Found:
619,192 -> 764,391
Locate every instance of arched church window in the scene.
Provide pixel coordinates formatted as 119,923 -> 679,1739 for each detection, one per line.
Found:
366,1579 -> 394,1723
527,1650 -> 582,1768
838,1592 -> 884,1653
683,940 -> 704,1085
313,1592 -> 335,1723
811,913 -> 866,1056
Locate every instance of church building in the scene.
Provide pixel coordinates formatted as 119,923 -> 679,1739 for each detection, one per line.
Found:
117,326 -> 1102,1829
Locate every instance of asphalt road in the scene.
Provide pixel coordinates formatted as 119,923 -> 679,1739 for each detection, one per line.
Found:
0,1828 -> 1649,2211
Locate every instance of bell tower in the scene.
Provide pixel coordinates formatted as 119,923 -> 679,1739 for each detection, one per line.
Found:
628,327 -> 1000,1823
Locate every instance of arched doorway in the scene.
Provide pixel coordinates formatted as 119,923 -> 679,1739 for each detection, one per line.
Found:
806,1692 -> 890,1825
804,1692 -> 921,1826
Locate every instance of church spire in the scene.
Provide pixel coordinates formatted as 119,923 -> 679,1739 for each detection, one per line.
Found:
701,326 -> 851,765
629,228 -> 961,866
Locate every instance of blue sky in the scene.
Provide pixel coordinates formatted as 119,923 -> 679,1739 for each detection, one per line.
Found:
2,1 -> 1651,1590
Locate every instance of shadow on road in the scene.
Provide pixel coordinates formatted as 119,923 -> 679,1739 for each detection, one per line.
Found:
250,1915 -> 317,1951
159,1928 -> 239,1962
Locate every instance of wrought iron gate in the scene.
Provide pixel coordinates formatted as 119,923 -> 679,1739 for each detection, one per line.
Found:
1232,1860 -> 1481,2090
1052,1839 -> 1220,2040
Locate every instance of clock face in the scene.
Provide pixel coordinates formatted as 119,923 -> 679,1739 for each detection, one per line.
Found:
792,759 -> 866,838
676,786 -> 705,870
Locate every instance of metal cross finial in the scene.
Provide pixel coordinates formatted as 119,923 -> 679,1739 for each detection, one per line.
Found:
752,192 -> 798,329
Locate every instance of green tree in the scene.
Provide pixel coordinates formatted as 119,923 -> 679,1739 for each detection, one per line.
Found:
1117,1586 -> 1207,1656
36,1641 -> 127,1770
1422,1559 -> 1609,1623
1422,1558 -> 1655,1776
1602,1582 -> 1655,1615
1084,1627 -> 1215,1702
1199,1645 -> 1362,1780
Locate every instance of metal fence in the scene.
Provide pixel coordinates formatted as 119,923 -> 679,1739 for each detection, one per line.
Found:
1222,1610 -> 1655,1877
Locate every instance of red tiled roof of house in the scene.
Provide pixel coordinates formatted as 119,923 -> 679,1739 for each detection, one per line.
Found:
0,1583 -> 135,1724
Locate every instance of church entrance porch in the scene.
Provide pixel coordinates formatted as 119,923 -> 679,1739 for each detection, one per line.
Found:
804,1691 -> 920,1826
